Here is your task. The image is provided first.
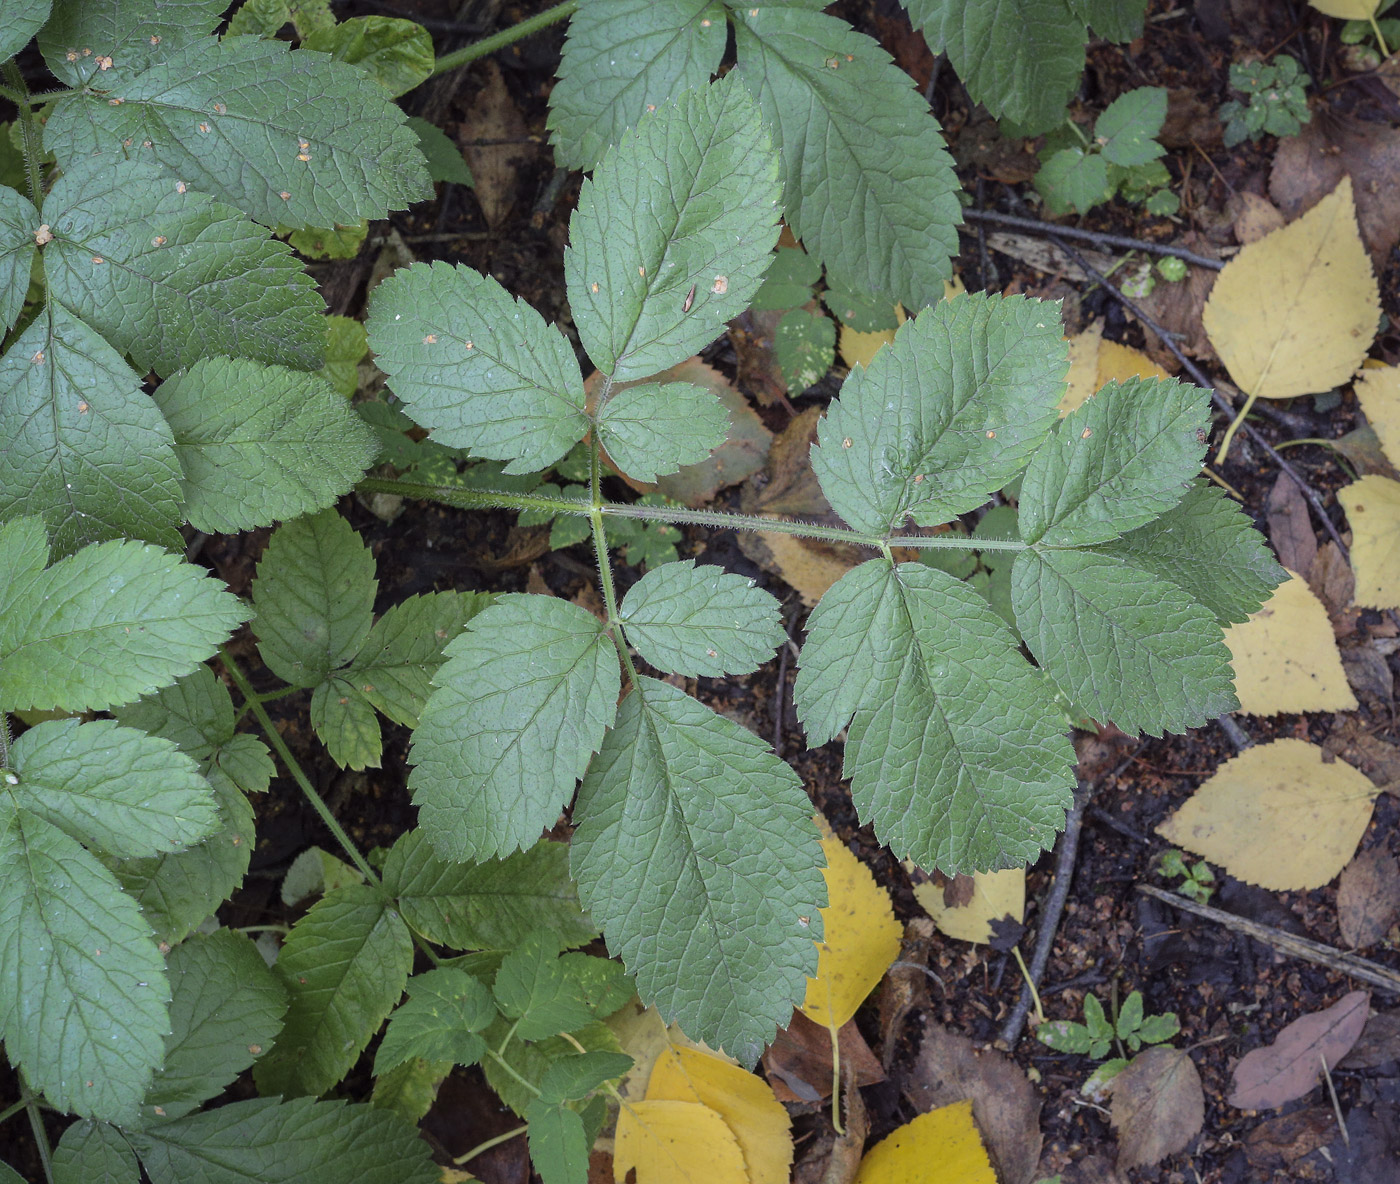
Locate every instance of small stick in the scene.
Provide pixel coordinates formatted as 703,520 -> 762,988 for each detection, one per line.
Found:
1321,1051 -> 1351,1149
963,207 -> 1224,270
1138,883 -> 1400,995
1216,714 -> 1253,753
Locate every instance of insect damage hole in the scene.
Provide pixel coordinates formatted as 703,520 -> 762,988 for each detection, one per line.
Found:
710,275 -> 728,294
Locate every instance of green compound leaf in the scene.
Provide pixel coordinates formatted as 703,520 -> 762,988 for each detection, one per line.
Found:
38,0 -> 228,87
0,183 -> 38,334
571,677 -> 825,1066
43,35 -> 431,229
383,829 -> 597,951
9,718 -> 218,858
1067,0 -> 1147,43
774,308 -> 835,393
52,1121 -> 139,1184
409,595 -> 620,862
753,246 -> 822,312
1096,480 -> 1286,626
153,357 -> 377,534
547,0 -> 726,171
127,1096 -> 438,1184
141,929 -> 288,1123
1018,376 -> 1208,547
43,154 -> 324,377
493,931 -> 602,1042
597,382 -> 730,483
1095,86 -> 1167,167
250,510 -> 377,688
619,559 -> 785,677
0,528 -> 247,713
253,883 -> 413,1098
367,260 -> 588,474
796,560 -> 1075,873
733,7 -> 962,310
811,294 -> 1067,536
405,117 -> 472,186
370,1057 -> 450,1126
111,664 -> 234,761
526,1100 -> 589,1184
0,807 -> 169,1124
1,0 -> 51,65
373,968 -> 494,1075
564,74 -> 781,382
1034,146 -> 1113,216
905,0 -> 1086,134
301,16 -> 434,98
1011,548 -> 1237,735
0,303 -> 183,556
482,1015 -> 620,1116
537,1050 -> 634,1104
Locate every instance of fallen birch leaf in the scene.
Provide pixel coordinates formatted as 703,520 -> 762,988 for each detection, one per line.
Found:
1339,475 -> 1400,609
614,1099 -> 747,1184
1060,322 -> 1172,414
909,865 -> 1025,945
835,278 -> 962,371
1110,1047 -> 1205,1171
1309,0 -> 1384,18
1224,573 -> 1358,715
1228,991 -> 1370,1110
852,1100 -> 997,1184
1356,364 -> 1400,468
1338,847 -> 1400,949
1156,739 -> 1377,890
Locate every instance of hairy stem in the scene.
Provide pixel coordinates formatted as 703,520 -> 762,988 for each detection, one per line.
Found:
0,1097 -> 26,1127
2,63 -> 45,210
429,0 -> 577,78
589,437 -> 641,689
21,1081 -> 52,1184
219,647 -> 380,887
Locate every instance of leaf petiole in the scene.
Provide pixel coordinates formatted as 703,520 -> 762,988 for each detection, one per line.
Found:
452,1124 -> 529,1166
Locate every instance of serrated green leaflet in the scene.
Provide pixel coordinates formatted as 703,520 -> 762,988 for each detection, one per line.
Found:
405,117 -> 472,186
251,510 -> 376,688
211,733 -> 274,795
370,1057 -> 450,1125
1018,376 -> 1207,546
619,559 -> 785,677
1096,481 -> 1285,625
0,303 -> 183,556
112,664 -> 234,761
753,246 -> 822,312
1035,147 -> 1113,216
280,845 -> 361,908
0,532 -> 247,712
127,1096 -> 438,1184
812,294 -> 1066,536
482,1015 -> 620,1116
1012,548 -> 1237,734
823,282 -> 900,332
0,0 -> 50,65
1096,87 -> 1166,167
410,595 -> 620,861
537,1050 -> 633,1104
301,16 -> 434,97
310,679 -> 382,770
153,357 -> 377,534
0,184 -> 38,334
1067,0 -> 1146,42
526,1101 -> 589,1184
368,261 -> 587,473
905,0 -> 1086,133
547,0 -> 726,172
384,829 -> 596,950
597,382 -> 730,483
43,154 -> 324,376
571,677 -> 824,1065
564,75 -> 781,382
774,307 -> 834,392
43,36 -> 431,229
0,807 -> 169,1123
253,883 -> 413,1097
799,560 -> 1075,872
733,8 -> 962,309
319,313 -> 369,397
38,0 -> 228,86
493,931 -> 601,1041
374,968 -> 494,1074
9,718 -> 218,858
52,1121 -> 139,1184
141,929 -> 287,1123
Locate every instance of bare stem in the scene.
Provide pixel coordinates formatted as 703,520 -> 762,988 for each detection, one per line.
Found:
429,0 -> 577,78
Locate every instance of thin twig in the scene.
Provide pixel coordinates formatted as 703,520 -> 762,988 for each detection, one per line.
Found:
1138,883 -> 1400,994
963,207 -> 1224,270
1000,781 -> 1091,1048
1215,714 -> 1253,753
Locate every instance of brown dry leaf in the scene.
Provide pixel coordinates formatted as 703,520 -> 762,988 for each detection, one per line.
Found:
1338,1009 -> 1400,1069
1331,425 -> 1400,480
1338,847 -> 1400,949
1338,475 -> 1400,609
730,309 -> 789,407
1228,990 -> 1370,1109
1203,178 -> 1378,404
1160,88 -> 1222,149
1059,322 -> 1172,414
852,1101 -> 997,1184
903,1023 -> 1042,1184
1355,364 -> 1400,468
1243,1107 -> 1339,1172
951,109 -> 1039,183
1266,472 -> 1318,575
909,865 -> 1025,945
1132,254 -> 1219,360
1231,192 -> 1286,244
1224,573 -> 1358,714
460,62 -> 534,229
1324,714 -> 1400,794
1308,542 -> 1360,636
1156,738 -> 1377,890
1341,639 -> 1393,702
1109,1047 -> 1205,1171
761,1011 -> 884,1104
818,1075 -> 868,1184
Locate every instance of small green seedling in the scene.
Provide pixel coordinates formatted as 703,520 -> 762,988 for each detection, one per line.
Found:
1158,848 -> 1216,903
1156,256 -> 1189,283
1219,56 -> 1312,148
1037,989 -> 1180,1097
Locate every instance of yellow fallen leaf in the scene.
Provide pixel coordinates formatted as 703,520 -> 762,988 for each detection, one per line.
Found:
1156,739 -> 1377,891
1355,364 -> 1400,469
1310,0 -> 1383,17
909,866 -> 1025,944
835,278 -> 963,370
606,999 -> 724,1104
615,1099 -> 747,1184
852,1101 -> 997,1184
801,829 -> 902,1032
1223,572 -> 1357,715
1060,322 -> 1172,414
1338,475 -> 1400,609
646,1046 -> 791,1184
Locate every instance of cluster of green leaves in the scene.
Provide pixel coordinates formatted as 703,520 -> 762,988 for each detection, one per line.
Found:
1037,988 -> 1180,1094
1219,55 -> 1312,147
1157,847 -> 1216,903
1035,86 -> 1176,216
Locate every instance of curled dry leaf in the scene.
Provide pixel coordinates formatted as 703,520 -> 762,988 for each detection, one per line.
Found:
1337,846 -> 1400,949
1156,739 -> 1376,891
1339,475 -> 1400,610
761,1010 -> 884,1104
1109,1046 -> 1205,1171
1228,990 -> 1370,1110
